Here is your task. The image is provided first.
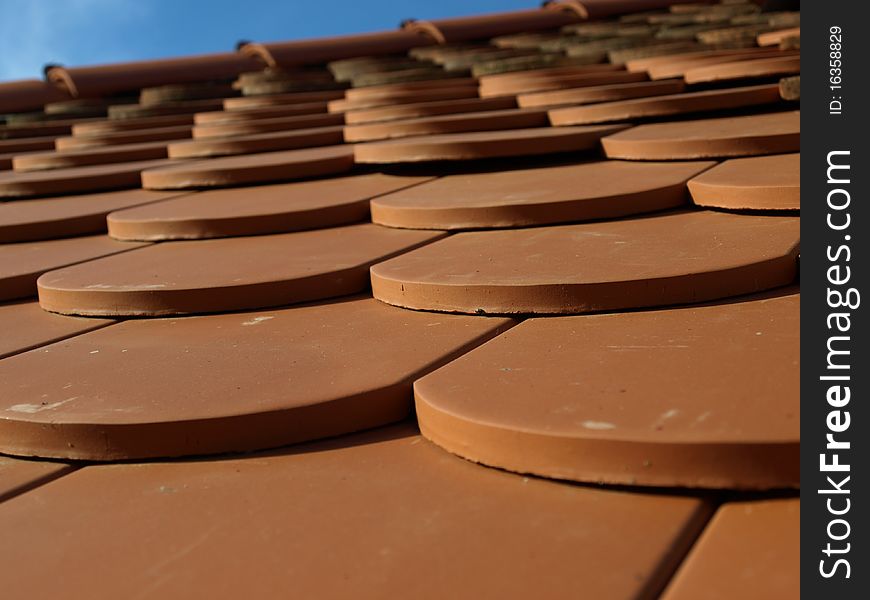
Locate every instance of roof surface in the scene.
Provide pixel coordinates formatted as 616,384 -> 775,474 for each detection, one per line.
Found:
0,1 -> 799,597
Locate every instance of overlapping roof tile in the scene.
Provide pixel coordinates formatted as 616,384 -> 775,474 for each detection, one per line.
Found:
0,188 -> 184,241
108,173 -> 431,240
345,107 -> 551,142
0,158 -> 177,197
0,455 -> 74,502
0,425 -> 710,599
0,234 -> 147,301
141,145 -> 353,189
0,0 -> 800,594
517,77 -> 684,106
682,53 -> 798,83
688,152 -> 799,210
601,110 -> 799,158
370,211 -> 798,314
415,290 -> 799,488
37,224 -> 441,315
344,95 -> 516,124
54,125 -> 192,149
355,124 -> 626,162
190,111 -> 343,138
0,299 -> 508,459
548,82 -> 781,124
13,141 -> 172,170
0,300 -> 112,360
370,159 -> 713,229
661,498 -> 800,599
166,125 -> 345,158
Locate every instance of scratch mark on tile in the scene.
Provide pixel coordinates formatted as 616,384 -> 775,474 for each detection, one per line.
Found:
652,409 -> 680,430
8,397 -> 79,414
605,344 -> 690,350
241,316 -> 274,326
84,283 -> 167,289
692,411 -> 713,426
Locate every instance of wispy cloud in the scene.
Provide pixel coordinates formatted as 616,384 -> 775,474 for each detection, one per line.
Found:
0,0 -> 150,81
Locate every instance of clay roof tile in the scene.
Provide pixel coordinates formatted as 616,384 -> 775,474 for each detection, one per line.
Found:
239,31 -> 435,70
45,53 -> 263,98
402,9 -> 581,44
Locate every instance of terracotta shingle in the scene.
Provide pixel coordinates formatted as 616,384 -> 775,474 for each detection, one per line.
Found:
328,56 -> 428,81
344,76 -> 479,99
354,124 -> 625,163
107,173 -> 432,240
637,48 -> 795,80
370,211 -> 798,314
0,455 -> 73,503
683,54 -> 800,83
351,67 -> 467,88
166,125 -> 344,158
0,424 -> 710,599
0,137 -> 58,154
1,120 -> 80,140
371,159 -> 713,229
601,110 -> 799,159
415,291 -> 799,489
70,114 -> 194,135
191,102 -> 328,124
344,108 -> 550,142
0,300 -> 509,459
661,498 -> 800,599
344,96 -> 516,124
0,189 -> 184,242
13,141 -> 171,171
37,224 -> 442,315
141,146 -> 354,189
327,86 -> 480,112
139,82 -> 237,105
625,47 -> 785,73
0,159 -> 177,198
223,89 -> 344,110
0,234 -> 147,301
190,111 -> 343,138
688,153 -> 800,210
757,27 -> 800,47
107,98 -> 226,119
548,83 -> 782,125
54,125 -> 192,150
479,68 -> 647,97
517,78 -> 684,107
0,300 -> 112,360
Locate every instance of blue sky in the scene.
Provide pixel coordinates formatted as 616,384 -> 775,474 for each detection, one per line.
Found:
0,0 -> 537,82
